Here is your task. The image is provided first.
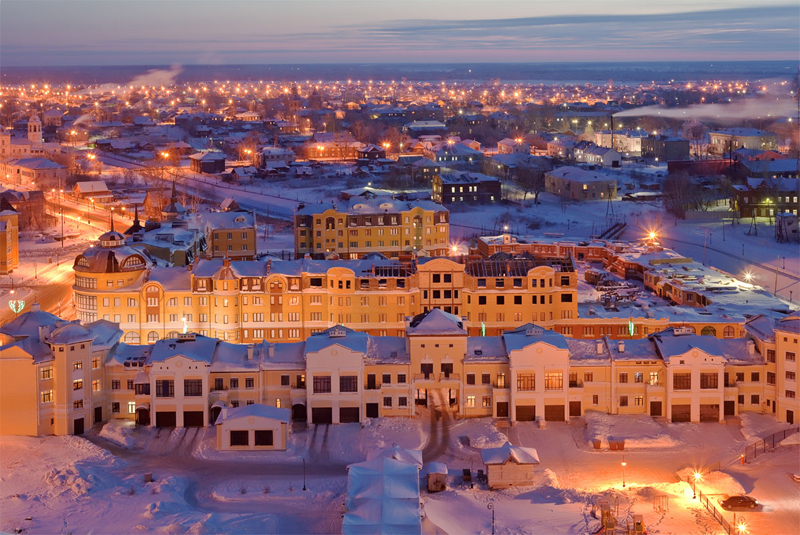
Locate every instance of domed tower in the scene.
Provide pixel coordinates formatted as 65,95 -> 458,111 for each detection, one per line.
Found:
73,216 -> 152,324
28,114 -> 42,144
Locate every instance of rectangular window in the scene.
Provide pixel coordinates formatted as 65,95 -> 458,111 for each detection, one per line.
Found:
751,372 -> 760,382
398,397 -> 408,407
397,374 -> 406,384
767,372 -> 776,385
41,390 -> 54,403
634,372 -> 643,383
230,378 -> 239,389
619,395 -> 628,407
254,430 -> 273,446
466,396 -> 475,408
73,400 -> 83,410
40,367 -> 53,380
482,373 -> 491,385
544,372 -> 563,391
112,402 -> 120,413
787,352 -> 796,362
466,373 -> 475,385
92,379 -> 101,392
73,379 -> 83,390
592,395 -> 599,405
73,361 -> 83,370
700,373 -> 718,389
313,375 -> 331,393
230,430 -> 249,446
517,373 -> 535,391
92,357 -> 100,369
184,379 -> 203,397
787,390 -> 796,399
584,372 -> 593,383
281,375 -> 290,386
619,372 -> 628,384
339,376 -> 358,393
673,373 -> 691,390
128,402 -> 136,414
383,396 -> 392,407
246,377 -> 254,388
156,380 -> 175,398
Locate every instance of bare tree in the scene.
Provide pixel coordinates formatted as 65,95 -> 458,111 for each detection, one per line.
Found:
516,166 -> 545,203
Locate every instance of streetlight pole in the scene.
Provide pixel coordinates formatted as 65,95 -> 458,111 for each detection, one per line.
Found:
302,457 -> 307,491
487,502 -> 495,535
621,456 -> 626,488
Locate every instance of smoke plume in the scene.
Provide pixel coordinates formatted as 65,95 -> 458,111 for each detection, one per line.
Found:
613,97 -> 796,122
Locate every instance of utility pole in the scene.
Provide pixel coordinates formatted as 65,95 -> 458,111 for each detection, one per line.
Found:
702,228 -> 709,265
774,255 -> 779,296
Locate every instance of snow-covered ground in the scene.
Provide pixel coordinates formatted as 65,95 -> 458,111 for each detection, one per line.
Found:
2,412 -> 797,534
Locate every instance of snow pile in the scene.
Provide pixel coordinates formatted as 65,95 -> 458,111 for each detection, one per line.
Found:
451,418 -> 507,451
585,411 -> 682,449
363,417 -> 424,451
739,412 -> 792,442
677,468 -> 745,496
99,419 -> 136,448
44,463 -> 96,496
780,432 -> 800,446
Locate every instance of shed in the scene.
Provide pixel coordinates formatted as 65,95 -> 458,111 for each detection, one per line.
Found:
214,403 -> 291,451
427,462 -> 448,492
480,442 -> 540,489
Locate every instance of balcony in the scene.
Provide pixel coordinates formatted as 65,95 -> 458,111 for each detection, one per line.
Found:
493,381 -> 510,390
365,383 -> 382,390
412,373 -> 460,383
569,380 -> 584,389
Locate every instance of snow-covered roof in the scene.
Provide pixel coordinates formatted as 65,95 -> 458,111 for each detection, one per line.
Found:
480,442 -> 540,465
367,446 -> 423,468
406,308 -> 466,336
215,403 -> 290,425
502,324 -> 568,352
149,335 -> 218,364
465,336 -> 507,363
546,166 -> 616,184
343,457 -> 421,535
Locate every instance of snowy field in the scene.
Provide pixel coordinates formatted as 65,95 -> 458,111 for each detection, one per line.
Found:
2,411 -> 797,534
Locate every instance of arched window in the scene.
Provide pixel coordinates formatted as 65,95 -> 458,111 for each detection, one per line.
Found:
147,331 -> 160,342
76,257 -> 90,268
123,256 -> 145,269
166,331 -> 180,339
723,326 -> 735,338
701,326 -> 717,337
124,332 -> 140,344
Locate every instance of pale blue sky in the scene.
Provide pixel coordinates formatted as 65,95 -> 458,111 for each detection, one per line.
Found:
1,0 -> 798,66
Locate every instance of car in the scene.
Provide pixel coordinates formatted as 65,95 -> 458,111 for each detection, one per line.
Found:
720,495 -> 759,510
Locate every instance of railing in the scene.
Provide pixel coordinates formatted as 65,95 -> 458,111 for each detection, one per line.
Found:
291,383 -> 306,390
569,380 -> 584,388
691,484 -> 733,535
364,383 -> 382,390
412,373 -> 459,382
493,381 -> 509,389
742,426 -> 799,463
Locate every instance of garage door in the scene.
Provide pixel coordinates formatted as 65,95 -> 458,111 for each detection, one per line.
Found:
339,407 -> 360,423
671,405 -> 691,423
155,411 -> 177,427
183,411 -> 205,427
516,405 -> 536,422
312,407 -> 333,424
699,404 -> 719,422
544,405 -> 565,421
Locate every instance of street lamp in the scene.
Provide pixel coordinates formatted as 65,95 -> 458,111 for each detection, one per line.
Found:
302,457 -> 307,491
744,271 -> 753,283
621,456 -> 627,488
692,471 -> 702,499
487,502 -> 495,535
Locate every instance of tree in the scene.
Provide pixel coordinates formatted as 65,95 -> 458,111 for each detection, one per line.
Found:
516,166 -> 545,203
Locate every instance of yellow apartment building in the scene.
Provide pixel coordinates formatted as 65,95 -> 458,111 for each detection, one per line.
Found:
2,306 -> 798,437
294,198 -> 450,259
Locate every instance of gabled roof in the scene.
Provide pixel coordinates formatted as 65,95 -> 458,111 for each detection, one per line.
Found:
406,308 -> 465,336
215,403 -> 291,425
480,442 -> 540,465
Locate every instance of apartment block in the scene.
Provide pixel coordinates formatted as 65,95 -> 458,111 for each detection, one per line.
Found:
294,198 -> 450,259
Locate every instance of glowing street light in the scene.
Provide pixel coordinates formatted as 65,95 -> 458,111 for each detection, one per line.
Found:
692,471 -> 702,499
621,456 -> 627,488
744,271 -> 753,283
736,520 -> 748,534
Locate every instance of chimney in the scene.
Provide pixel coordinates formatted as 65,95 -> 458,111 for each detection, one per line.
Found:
746,340 -> 755,355
31,303 -> 41,312
246,346 -> 253,360
596,340 -> 603,355
618,340 -> 625,353
268,344 -> 275,358
221,407 -> 228,420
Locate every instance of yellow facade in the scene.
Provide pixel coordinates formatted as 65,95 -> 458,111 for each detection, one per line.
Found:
0,210 -> 19,274
294,200 -> 450,259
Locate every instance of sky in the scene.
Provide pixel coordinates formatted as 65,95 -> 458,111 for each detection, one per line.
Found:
1,0 -> 799,66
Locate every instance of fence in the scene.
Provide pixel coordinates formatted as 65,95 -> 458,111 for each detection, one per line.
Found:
693,485 -> 734,535
742,426 -> 799,463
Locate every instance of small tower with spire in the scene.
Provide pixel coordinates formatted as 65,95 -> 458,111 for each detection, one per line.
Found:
28,114 -> 42,144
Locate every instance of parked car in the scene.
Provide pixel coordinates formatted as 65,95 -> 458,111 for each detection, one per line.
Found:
720,495 -> 759,510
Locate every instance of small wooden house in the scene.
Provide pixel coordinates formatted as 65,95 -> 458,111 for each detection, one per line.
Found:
427,462 -> 447,492
480,442 -> 540,489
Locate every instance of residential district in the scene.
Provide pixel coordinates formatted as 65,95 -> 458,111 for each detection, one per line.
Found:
0,73 -> 798,535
